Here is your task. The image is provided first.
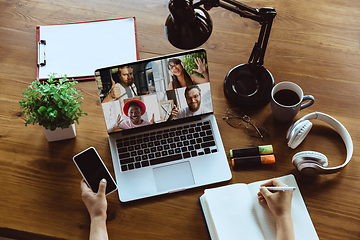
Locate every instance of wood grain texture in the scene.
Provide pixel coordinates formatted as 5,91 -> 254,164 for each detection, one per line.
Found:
1,0 -> 360,239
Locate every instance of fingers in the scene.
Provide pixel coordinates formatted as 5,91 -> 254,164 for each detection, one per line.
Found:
80,179 -> 94,202
172,111 -> 179,116
259,186 -> 272,200
193,57 -> 205,73
272,178 -> 288,187
150,113 -> 155,124
97,178 -> 107,196
258,178 -> 288,204
260,179 -> 275,187
171,105 -> 179,115
81,179 -> 91,192
80,179 -> 88,191
194,57 -> 200,66
260,178 -> 288,188
109,80 -> 116,98
194,57 -> 204,66
117,114 -> 123,125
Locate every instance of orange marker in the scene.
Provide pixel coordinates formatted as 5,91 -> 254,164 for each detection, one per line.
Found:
231,154 -> 275,167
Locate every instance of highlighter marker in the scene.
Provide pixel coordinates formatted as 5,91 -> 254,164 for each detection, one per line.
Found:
231,154 -> 275,167
230,145 -> 273,158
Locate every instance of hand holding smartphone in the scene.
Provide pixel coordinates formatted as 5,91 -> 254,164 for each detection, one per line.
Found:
73,147 -> 117,195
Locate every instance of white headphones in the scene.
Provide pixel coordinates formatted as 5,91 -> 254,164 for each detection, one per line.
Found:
286,112 -> 353,176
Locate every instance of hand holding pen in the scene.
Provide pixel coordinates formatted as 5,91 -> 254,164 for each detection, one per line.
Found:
258,178 -> 293,214
257,178 -> 295,240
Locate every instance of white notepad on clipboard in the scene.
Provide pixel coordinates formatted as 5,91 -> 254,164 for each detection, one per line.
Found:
36,17 -> 138,81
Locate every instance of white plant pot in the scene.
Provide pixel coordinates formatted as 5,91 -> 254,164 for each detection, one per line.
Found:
43,124 -> 76,142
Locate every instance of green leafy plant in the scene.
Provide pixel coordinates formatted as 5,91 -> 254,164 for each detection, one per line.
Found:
19,73 -> 87,131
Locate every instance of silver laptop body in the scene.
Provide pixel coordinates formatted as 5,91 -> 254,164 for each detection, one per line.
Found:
95,49 -> 232,202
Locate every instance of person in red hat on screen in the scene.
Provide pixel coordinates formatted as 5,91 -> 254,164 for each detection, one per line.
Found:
109,100 -> 154,131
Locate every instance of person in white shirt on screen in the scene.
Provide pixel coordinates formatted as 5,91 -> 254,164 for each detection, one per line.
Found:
108,99 -> 154,132
102,66 -> 137,103
168,85 -> 211,121
80,178 -> 295,240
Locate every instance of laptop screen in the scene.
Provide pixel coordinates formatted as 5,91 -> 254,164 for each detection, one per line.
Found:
94,49 -> 213,134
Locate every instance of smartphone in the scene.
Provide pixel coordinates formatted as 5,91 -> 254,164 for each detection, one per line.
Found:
73,147 -> 117,195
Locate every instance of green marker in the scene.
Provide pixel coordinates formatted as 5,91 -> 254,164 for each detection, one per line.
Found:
230,145 -> 273,158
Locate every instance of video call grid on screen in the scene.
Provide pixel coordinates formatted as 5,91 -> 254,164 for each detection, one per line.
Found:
94,49 -> 213,133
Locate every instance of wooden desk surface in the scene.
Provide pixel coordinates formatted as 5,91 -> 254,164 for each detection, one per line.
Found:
1,0 -> 359,239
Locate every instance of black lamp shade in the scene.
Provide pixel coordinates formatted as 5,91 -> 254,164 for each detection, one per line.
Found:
165,0 -> 213,50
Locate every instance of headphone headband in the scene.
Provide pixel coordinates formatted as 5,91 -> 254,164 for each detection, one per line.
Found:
287,112 -> 353,174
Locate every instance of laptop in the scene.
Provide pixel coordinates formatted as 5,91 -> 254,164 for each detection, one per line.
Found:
94,49 -> 232,202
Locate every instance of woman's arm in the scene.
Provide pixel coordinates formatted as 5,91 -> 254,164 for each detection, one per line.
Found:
81,179 -> 109,240
257,178 -> 295,240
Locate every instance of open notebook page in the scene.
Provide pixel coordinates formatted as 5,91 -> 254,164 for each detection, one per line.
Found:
202,184 -> 265,240
247,174 -> 319,240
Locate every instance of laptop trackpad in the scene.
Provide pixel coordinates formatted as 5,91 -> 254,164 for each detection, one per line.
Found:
153,161 -> 195,193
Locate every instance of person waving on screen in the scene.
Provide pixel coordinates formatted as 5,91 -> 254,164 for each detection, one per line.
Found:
167,57 -> 209,90
108,99 -> 154,132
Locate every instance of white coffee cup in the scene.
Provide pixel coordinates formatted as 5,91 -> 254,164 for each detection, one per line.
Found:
271,81 -> 315,122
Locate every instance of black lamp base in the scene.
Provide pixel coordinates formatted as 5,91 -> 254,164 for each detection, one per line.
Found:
223,63 -> 274,107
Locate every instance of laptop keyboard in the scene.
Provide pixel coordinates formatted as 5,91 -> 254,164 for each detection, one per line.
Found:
116,120 -> 218,171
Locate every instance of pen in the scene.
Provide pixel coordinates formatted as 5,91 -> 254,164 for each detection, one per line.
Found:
261,187 -> 296,191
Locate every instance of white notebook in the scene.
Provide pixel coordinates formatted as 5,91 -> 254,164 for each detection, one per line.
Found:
199,174 -> 319,240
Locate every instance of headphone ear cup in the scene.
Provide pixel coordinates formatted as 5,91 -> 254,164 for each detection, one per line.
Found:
287,120 -> 312,149
292,151 -> 329,176
293,151 -> 328,167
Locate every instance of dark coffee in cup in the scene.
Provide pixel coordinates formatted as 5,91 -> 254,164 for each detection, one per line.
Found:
271,81 -> 315,122
273,89 -> 300,106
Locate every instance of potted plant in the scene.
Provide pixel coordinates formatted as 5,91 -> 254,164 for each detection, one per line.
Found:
19,73 -> 87,142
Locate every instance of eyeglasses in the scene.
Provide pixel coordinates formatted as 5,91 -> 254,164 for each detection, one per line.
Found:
222,108 -> 268,139
169,63 -> 181,70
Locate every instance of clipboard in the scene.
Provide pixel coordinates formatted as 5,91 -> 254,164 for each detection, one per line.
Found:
36,17 -> 139,81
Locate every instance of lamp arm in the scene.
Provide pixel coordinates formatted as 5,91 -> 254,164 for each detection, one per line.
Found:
249,8 -> 275,66
218,2 -> 263,22
221,0 -> 260,17
195,0 -> 276,66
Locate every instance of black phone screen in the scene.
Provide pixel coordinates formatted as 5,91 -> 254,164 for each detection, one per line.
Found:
73,147 -> 117,195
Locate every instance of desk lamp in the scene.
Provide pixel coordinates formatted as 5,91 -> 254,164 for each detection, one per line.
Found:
165,0 -> 276,107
